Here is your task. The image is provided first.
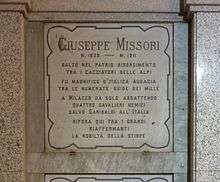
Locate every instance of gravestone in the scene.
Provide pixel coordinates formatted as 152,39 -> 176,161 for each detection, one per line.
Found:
8,1 -> 220,182
25,21 -> 188,181
1,1 -> 220,182
45,23 -> 174,152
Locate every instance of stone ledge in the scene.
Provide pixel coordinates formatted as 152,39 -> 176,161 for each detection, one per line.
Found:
185,0 -> 220,17
1,0 -> 180,13
28,12 -> 183,22
0,0 -> 30,5
0,0 -> 29,17
30,0 -> 180,12
186,0 -> 220,5
0,4 -> 28,17
1,0 -> 220,16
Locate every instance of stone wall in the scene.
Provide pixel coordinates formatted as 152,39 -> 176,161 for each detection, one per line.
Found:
0,1 -> 220,182
0,12 -> 25,182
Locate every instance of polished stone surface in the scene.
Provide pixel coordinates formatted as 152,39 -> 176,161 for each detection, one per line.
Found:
27,152 -> 187,173
195,171 -> 220,182
0,12 -> 25,181
1,1 -> 220,182
185,0 -> 220,14
45,23 -> 173,152
26,22 -> 187,181
28,12 -> 183,22
30,0 -> 180,12
193,12 -> 220,181
0,0 -> 180,13
173,23 -> 188,153
187,0 -> 220,5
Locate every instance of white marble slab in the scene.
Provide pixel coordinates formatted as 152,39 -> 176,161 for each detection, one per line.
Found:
26,22 -> 187,181
44,23 -> 174,152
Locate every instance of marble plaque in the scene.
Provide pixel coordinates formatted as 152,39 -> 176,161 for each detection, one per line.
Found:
45,23 -> 173,152
45,175 -> 173,182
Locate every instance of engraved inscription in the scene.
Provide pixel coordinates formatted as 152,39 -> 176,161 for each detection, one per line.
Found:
45,24 -> 173,152
45,175 -> 173,182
